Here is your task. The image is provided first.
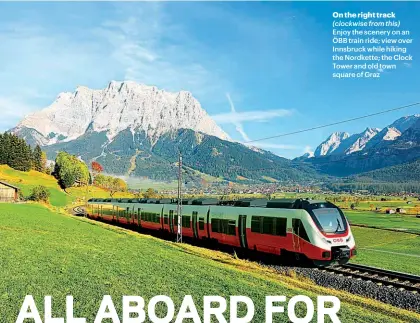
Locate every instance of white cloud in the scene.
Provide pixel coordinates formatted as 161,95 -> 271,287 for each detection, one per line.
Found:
92,4 -> 230,101
249,142 -> 299,150
212,109 -> 293,124
224,92 -> 250,142
0,96 -> 39,131
221,93 -> 298,151
0,4 -> 233,131
0,96 -> 37,119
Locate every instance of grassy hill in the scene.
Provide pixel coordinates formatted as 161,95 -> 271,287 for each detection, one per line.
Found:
0,203 -> 418,322
0,165 -> 133,207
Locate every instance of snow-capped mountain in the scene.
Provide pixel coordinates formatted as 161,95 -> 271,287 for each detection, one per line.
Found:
302,114 -> 420,159
13,81 -> 230,146
390,114 -> 420,133
364,126 -> 401,150
332,127 -> 381,155
313,132 -> 350,157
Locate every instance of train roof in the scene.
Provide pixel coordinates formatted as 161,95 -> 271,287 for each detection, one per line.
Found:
88,197 -> 332,209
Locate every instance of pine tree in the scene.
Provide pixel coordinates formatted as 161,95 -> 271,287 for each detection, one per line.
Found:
0,133 -> 34,172
33,145 -> 45,172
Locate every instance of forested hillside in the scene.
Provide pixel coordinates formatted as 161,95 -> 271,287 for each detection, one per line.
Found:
42,128 -> 321,183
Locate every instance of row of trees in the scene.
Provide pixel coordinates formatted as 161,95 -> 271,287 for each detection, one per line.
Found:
0,133 -> 48,173
325,181 -> 420,194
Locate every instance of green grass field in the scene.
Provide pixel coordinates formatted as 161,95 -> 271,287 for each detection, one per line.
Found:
351,227 -> 420,275
0,204 -> 418,322
345,210 -> 420,234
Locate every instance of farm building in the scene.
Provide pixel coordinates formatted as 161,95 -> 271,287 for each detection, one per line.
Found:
386,209 -> 396,214
396,207 -> 407,214
0,181 -> 19,202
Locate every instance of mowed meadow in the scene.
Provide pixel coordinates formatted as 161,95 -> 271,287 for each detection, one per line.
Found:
350,227 -> 420,275
0,204 -> 419,322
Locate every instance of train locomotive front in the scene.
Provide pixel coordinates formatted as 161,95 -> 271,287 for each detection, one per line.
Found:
86,198 -> 356,266
297,200 -> 356,266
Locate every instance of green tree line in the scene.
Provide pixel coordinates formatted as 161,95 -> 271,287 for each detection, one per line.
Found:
0,133 -> 48,173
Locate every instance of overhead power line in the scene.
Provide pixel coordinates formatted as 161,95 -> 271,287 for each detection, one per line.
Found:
243,102 -> 420,144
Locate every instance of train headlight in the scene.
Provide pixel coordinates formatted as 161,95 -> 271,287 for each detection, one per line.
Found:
322,238 -> 331,244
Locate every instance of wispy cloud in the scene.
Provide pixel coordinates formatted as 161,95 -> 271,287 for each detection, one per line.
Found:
0,96 -> 39,130
220,93 -> 298,150
251,142 -> 299,150
212,109 -> 293,124
93,4 -> 230,101
0,4 -> 233,131
224,92 -> 251,142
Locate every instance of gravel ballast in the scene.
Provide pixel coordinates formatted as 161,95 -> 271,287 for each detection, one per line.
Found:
269,265 -> 420,313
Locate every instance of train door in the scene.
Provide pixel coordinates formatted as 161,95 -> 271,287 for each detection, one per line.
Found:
238,214 -> 248,249
206,209 -> 211,239
292,219 -> 302,253
192,211 -> 198,239
131,206 -> 135,224
169,210 -> 174,234
137,208 -> 141,227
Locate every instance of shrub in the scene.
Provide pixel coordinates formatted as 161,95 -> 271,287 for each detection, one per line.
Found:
18,190 -> 25,201
29,186 -> 50,203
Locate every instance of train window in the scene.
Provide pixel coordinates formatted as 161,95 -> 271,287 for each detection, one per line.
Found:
262,217 -> 274,234
199,217 -> 205,230
211,218 -> 220,233
164,214 -> 168,224
182,216 -> 191,228
251,216 -> 262,233
227,220 -> 236,236
275,218 -> 287,236
292,219 -> 310,242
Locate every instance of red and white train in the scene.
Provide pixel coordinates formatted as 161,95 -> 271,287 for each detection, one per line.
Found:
87,198 -> 357,266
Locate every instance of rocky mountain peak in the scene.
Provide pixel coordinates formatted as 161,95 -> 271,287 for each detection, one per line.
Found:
14,81 -> 230,145
313,132 -> 350,157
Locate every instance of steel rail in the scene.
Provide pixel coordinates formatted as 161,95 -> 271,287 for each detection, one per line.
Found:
324,263 -> 420,292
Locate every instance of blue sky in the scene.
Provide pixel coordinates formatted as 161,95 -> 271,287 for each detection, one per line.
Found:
0,2 -> 419,158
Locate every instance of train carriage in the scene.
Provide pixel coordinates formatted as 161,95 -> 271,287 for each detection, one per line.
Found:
86,197 -> 356,266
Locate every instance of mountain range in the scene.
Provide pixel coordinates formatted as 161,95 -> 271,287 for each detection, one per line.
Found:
299,115 -> 420,177
301,114 -> 419,159
9,80 -> 420,184
11,81 -> 319,183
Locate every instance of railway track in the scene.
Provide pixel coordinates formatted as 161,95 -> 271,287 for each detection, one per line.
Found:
322,263 -> 420,293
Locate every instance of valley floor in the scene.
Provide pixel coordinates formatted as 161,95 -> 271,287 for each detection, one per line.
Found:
0,204 -> 419,322
351,227 -> 420,275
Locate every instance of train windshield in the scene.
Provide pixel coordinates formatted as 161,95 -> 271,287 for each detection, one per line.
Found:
307,203 -> 347,234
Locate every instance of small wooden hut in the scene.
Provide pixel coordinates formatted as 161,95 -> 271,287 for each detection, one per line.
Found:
0,181 -> 19,202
